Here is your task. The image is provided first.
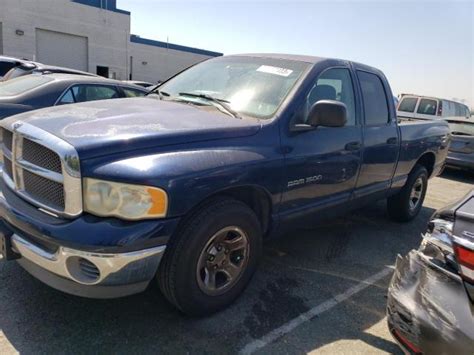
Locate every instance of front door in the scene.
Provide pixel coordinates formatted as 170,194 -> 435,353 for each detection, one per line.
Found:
280,67 -> 362,221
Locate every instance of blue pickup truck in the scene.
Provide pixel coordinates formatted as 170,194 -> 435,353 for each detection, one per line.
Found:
0,54 -> 450,315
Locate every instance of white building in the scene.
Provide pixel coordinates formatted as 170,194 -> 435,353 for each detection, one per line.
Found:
0,0 -> 222,82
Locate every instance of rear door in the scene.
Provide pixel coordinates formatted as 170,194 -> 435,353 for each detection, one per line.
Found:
354,69 -> 399,199
414,98 -> 439,120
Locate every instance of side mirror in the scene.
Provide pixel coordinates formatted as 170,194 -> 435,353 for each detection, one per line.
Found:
307,100 -> 347,128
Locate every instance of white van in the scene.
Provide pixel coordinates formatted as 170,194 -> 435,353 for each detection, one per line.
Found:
397,94 -> 471,121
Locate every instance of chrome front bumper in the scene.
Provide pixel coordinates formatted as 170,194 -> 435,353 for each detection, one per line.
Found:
11,234 -> 166,297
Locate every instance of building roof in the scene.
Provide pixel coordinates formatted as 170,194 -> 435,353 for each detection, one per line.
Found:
71,1 -> 222,57
72,0 -> 130,15
130,35 -> 223,57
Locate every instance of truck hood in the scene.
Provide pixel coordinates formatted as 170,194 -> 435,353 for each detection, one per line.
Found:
1,97 -> 262,159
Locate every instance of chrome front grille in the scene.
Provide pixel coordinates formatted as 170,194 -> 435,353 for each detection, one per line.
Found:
22,138 -> 62,174
3,156 -> 13,181
2,130 -> 12,151
23,170 -> 65,209
0,122 -> 82,217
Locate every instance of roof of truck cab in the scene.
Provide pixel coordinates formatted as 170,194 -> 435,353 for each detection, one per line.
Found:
235,53 -> 325,64
232,53 -> 384,74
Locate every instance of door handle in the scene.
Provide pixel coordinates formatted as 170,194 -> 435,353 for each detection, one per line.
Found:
345,141 -> 361,151
386,137 -> 398,145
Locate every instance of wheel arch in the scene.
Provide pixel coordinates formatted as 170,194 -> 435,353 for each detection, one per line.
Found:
180,185 -> 273,236
414,152 -> 436,178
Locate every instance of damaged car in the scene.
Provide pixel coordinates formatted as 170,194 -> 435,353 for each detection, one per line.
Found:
445,118 -> 474,171
387,191 -> 474,354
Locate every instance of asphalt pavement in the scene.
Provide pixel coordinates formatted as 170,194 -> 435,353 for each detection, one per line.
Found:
0,168 -> 472,354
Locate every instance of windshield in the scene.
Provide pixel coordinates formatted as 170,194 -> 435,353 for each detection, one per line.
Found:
157,56 -> 311,118
0,75 -> 53,96
447,120 -> 474,136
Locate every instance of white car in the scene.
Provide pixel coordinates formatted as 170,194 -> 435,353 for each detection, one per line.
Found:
397,94 -> 471,121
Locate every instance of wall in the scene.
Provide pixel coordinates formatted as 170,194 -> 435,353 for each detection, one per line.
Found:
129,36 -> 221,83
0,0 -> 222,81
0,0 -> 130,79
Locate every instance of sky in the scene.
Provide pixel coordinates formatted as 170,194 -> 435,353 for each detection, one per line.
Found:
118,0 -> 473,108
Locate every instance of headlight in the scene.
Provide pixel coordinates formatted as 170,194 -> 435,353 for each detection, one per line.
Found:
83,178 -> 168,220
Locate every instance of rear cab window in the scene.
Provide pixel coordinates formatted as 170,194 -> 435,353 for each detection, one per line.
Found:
398,97 -> 418,112
0,75 -> 53,96
357,71 -> 390,125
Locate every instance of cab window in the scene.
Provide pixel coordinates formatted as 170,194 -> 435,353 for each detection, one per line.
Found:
357,71 -> 389,125
306,68 -> 356,125
57,84 -> 120,104
398,97 -> 418,112
57,89 -> 75,104
417,99 -> 437,115
123,88 -> 146,97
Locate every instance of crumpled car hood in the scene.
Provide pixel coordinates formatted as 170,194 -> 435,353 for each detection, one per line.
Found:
1,97 -> 261,159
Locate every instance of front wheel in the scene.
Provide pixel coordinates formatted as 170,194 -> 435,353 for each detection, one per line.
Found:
387,164 -> 428,222
157,198 -> 262,316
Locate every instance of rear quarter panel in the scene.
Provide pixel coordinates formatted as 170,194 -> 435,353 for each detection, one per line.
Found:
394,120 -> 450,183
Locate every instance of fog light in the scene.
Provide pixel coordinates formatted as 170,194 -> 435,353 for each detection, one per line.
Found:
66,257 -> 101,284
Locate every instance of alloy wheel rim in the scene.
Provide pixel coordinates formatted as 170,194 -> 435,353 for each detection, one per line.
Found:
409,177 -> 424,211
196,226 -> 250,296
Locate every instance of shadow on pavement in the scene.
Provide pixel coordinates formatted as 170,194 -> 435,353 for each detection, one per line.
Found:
0,200 -> 434,354
441,168 -> 474,184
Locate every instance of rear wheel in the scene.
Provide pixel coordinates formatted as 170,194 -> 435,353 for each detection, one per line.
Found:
157,198 -> 262,316
387,164 -> 428,222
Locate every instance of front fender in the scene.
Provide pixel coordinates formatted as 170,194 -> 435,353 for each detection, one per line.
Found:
83,130 -> 284,218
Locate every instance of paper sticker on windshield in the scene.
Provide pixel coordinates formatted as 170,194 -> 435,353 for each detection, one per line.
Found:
257,65 -> 293,77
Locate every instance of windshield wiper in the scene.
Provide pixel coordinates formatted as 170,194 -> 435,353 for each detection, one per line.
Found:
146,88 -> 170,99
178,92 -> 241,119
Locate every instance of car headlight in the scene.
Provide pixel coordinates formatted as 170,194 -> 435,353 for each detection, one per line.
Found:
83,178 -> 168,220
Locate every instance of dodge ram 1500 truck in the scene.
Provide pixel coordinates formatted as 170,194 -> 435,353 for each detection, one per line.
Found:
0,54 -> 450,316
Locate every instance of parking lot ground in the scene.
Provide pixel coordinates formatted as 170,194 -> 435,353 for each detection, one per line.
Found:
0,168 -> 472,354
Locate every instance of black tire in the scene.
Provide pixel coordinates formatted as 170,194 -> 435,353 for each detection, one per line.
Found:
157,198 -> 262,316
387,164 -> 428,222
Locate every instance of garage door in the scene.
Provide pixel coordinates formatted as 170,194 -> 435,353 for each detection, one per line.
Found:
36,29 -> 88,71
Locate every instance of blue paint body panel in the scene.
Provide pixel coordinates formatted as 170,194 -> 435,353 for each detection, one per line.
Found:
0,55 -> 450,251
